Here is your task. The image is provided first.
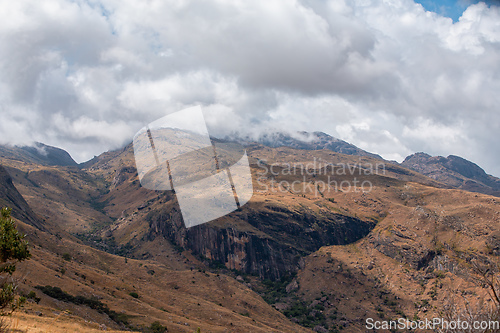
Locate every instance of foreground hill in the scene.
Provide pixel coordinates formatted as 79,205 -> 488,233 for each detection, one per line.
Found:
11,218 -> 311,332
288,180 -> 500,331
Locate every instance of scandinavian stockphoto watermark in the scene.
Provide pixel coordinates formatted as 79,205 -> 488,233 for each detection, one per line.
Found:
256,158 -> 385,196
366,317 -> 500,331
132,105 -> 253,228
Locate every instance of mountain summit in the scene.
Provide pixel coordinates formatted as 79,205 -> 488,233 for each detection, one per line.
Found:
402,152 -> 500,196
227,131 -> 382,159
0,142 -> 77,167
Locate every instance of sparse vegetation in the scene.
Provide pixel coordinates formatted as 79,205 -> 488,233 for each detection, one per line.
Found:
74,233 -> 134,257
35,285 -> 130,327
260,273 -> 296,304
283,300 -> 327,328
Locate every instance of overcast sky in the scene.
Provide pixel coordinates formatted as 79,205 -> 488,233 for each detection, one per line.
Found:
0,0 -> 499,176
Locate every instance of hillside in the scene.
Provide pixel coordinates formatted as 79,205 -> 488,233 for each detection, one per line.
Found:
8,218 -> 311,332
0,148 -> 311,332
1,139 -> 500,332
0,164 -> 45,231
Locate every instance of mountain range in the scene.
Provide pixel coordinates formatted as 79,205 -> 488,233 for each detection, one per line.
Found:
236,131 -> 500,197
1,131 -> 499,332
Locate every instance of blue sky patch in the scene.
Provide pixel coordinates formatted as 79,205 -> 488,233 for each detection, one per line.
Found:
414,0 -> 497,21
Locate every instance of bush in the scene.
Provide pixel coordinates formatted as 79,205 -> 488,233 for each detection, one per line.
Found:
149,321 -> 167,333
26,291 -> 41,304
129,292 -> 139,299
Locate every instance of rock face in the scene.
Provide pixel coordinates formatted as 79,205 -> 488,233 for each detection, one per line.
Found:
368,233 -> 437,270
0,165 -> 45,230
402,153 -> 500,197
146,198 -> 375,280
229,131 -> 382,159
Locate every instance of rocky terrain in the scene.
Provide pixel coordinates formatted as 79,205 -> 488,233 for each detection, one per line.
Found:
1,135 -> 500,332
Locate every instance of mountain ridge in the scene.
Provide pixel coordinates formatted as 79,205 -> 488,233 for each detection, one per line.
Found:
0,164 -> 46,231
3,131 -> 499,199
226,131 -> 383,160
402,152 -> 500,197
0,142 -> 77,167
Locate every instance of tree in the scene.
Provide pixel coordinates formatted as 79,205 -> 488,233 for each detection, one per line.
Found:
0,207 -> 31,315
149,321 -> 167,333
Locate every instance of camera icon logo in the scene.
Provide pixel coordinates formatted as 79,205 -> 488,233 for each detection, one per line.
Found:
133,106 -> 253,228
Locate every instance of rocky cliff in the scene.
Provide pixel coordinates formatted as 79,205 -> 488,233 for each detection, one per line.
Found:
145,196 -> 375,280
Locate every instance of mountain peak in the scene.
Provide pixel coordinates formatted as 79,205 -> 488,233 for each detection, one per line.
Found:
0,142 -> 77,167
402,152 -> 500,196
225,130 -> 382,159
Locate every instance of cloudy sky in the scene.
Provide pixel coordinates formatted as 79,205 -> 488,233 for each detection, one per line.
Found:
0,0 -> 499,176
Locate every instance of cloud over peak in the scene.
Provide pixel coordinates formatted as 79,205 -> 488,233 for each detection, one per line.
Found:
0,0 -> 499,176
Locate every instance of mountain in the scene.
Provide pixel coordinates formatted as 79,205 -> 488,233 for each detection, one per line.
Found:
229,131 -> 383,159
0,142 -> 77,167
0,164 -> 45,231
402,152 -> 500,197
234,132 -> 500,197
77,143 -> 381,280
2,138 -> 500,332
1,144 -> 311,332
76,140 -> 500,331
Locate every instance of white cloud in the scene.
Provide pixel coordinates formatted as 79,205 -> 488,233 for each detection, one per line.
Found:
0,0 -> 499,176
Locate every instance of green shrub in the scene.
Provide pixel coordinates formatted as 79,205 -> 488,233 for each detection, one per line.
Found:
26,291 -> 41,304
149,321 -> 167,333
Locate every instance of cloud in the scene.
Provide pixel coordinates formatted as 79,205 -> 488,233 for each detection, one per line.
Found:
0,0 -> 499,176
